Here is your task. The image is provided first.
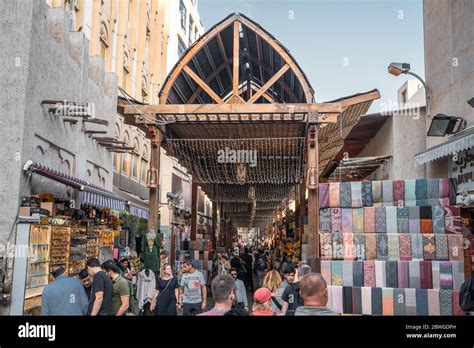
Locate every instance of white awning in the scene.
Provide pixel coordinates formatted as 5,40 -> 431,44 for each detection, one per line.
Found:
415,127 -> 474,165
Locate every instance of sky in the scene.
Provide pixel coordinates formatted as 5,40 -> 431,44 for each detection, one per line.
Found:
197,0 -> 425,113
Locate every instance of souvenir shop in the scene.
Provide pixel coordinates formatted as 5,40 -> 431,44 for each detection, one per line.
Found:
317,178 -> 469,316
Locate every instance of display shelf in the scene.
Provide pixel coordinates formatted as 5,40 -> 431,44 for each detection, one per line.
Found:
25,286 -> 46,300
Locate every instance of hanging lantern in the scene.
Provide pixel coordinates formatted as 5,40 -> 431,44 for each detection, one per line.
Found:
236,163 -> 247,184
248,185 -> 256,201
306,166 -> 318,190
146,165 -> 158,188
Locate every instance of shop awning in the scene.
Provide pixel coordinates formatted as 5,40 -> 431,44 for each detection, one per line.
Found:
24,161 -> 126,210
415,127 -> 474,165
112,187 -> 149,219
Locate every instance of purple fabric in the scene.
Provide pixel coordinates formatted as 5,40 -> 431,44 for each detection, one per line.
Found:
319,183 -> 330,209
397,261 -> 409,288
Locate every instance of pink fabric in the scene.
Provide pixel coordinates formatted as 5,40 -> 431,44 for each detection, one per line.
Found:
343,233 -> 355,260
452,290 -> 465,316
439,197 -> 450,207
439,178 -> 450,198
331,208 -> 342,234
393,180 -> 405,205
447,234 -> 464,261
319,183 -> 330,208
329,183 -> 340,208
397,261 -> 409,288
399,234 -> 412,261
364,207 -> 376,233
364,260 -> 376,287
427,289 -> 440,315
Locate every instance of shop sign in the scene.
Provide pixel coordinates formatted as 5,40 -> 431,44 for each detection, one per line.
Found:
450,148 -> 474,194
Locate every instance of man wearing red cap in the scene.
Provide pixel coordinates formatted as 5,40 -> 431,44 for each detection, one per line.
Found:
251,288 -> 281,316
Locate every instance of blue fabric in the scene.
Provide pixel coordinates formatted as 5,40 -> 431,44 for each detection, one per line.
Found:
353,261 -> 365,287
41,275 -> 89,315
415,289 -> 429,315
415,179 -> 428,200
362,181 -> 373,207
371,287 -> 383,315
340,182 -> 352,208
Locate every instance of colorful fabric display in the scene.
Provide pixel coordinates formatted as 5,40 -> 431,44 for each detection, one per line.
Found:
382,180 -> 394,206
411,234 -> 423,259
331,286 -> 343,314
331,208 -> 342,233
361,181 -> 373,207
352,287 -> 363,314
365,234 -> 377,260
386,261 -> 398,288
361,287 -> 372,315
372,180 -> 383,205
320,233 -> 333,260
331,261 -> 343,286
364,260 -> 376,287
399,234 -> 412,260
320,208 -> 331,233
388,234 -> 400,260
405,179 -> 417,206
432,205 -> 446,234
386,207 -> 398,234
427,179 -> 440,206
321,261 -> 332,285
351,182 -> 363,208
440,261 -> 453,290
439,178 -> 450,198
432,261 -> 440,289
375,261 -> 386,288
420,261 -> 433,289
427,289 -> 441,315
420,207 -> 433,234
423,234 -> 436,260
405,288 -> 417,316
329,182 -> 340,208
393,288 -> 406,316
435,234 -> 449,261
371,287 -> 383,315
415,179 -> 428,205
452,290 -> 465,316
364,207 -> 376,233
319,183 -> 330,208
409,261 -> 421,288
376,234 -> 388,260
343,233 -> 355,260
352,208 -> 364,234
340,182 -> 352,208
332,233 -> 344,260
375,207 -> 387,233
397,261 -> 409,288
447,234 -> 463,261
440,289 -> 453,315
408,207 -> 421,234
393,180 -> 405,205
445,206 -> 461,234
452,261 -> 465,290
354,234 -> 366,260
397,207 -> 409,233
343,261 -> 353,286
382,288 -> 394,315
416,289 -> 429,315
342,208 -> 353,234
353,261 -> 364,287
343,286 -> 353,314
439,197 -> 450,207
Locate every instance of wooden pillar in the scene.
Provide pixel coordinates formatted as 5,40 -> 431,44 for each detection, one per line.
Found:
211,201 -> 218,250
306,124 -> 320,272
298,180 -> 306,260
148,127 -> 163,234
219,203 -> 225,248
191,182 -> 198,241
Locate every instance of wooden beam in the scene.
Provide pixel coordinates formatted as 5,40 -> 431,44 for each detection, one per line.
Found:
183,65 -> 224,104
232,20 -> 240,97
248,64 -> 289,104
217,32 -> 233,87
340,89 -> 381,108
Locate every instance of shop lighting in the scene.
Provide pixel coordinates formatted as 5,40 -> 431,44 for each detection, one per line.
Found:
427,114 -> 465,137
146,166 -> 158,188
468,98 -> 474,108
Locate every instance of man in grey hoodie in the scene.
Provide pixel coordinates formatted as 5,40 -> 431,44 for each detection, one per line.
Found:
294,273 -> 339,316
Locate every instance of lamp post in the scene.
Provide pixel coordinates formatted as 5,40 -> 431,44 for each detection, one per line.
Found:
387,62 -> 431,117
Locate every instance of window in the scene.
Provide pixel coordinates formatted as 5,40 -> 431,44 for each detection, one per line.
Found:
178,38 -> 186,57
401,89 -> 407,104
141,159 -> 148,182
114,153 -> 121,171
131,139 -> 139,179
179,0 -> 186,31
99,22 -> 108,61
122,68 -> 128,90
189,17 -> 194,46
122,153 -> 131,175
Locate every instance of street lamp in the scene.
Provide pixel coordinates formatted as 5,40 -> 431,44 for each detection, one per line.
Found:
387,62 -> 431,116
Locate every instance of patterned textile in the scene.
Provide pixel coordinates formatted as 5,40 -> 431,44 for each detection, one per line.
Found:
329,182 -> 340,208
386,207 -> 398,234
415,289 -> 429,315
321,261 -> 332,286
439,197 -> 450,207
376,234 -> 388,260
331,261 -> 343,286
372,180 -> 383,204
371,287 -> 383,315
343,233 -> 355,260
352,208 -> 364,234
420,261 -> 433,289
340,182 -> 352,208
388,234 -> 400,260
320,233 -> 333,260
375,207 -> 387,233
382,288 -> 394,315
435,234 -> 449,261
397,261 -> 409,288
409,261 -> 421,288
439,178 -> 450,198
353,261 -> 365,287
423,234 -> 436,260
320,208 -> 332,233
440,261 -> 453,290
386,261 -> 398,288
427,289 -> 441,315
427,179 -> 440,199
440,289 -> 453,315
375,260 -> 387,288
343,286 -> 353,314
399,234 -> 412,260
404,180 -> 417,206
354,233 -> 366,260
364,260 -> 376,287
393,288 -> 406,316
352,287 -> 363,315
382,180 -> 394,206
331,286 -> 343,314
361,181 -> 373,207
397,207 -> 409,233
343,261 -> 354,286
405,288 -> 417,316
447,234 -> 463,261
420,220 -> 433,234
331,208 -> 342,234
452,261 -> 465,290
342,208 -> 353,234
432,261 -> 440,289
432,205 -> 446,234
332,233 -> 344,260
408,207 -> 420,234
415,179 -> 428,200
364,207 -> 376,233
365,234 -> 377,260
351,182 -> 363,208
361,287 -> 372,315
445,206 -> 462,234
393,180 -> 405,205
319,183 -> 330,209
452,290 -> 465,316
411,234 -> 423,260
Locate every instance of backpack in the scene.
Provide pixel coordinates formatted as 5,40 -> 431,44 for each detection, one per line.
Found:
459,276 -> 474,311
285,283 -> 303,316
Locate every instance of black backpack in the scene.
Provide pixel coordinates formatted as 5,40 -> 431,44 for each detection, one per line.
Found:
285,284 -> 303,316
459,276 -> 474,311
